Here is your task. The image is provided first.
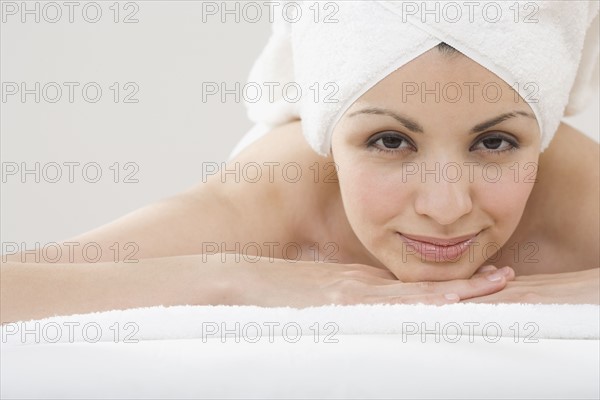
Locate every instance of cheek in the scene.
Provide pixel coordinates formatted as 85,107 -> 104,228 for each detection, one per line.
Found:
476,170 -> 535,231
339,165 -> 412,228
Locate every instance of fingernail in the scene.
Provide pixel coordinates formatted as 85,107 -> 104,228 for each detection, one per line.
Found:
444,293 -> 460,301
478,265 -> 496,273
500,266 -> 511,276
486,270 -> 505,282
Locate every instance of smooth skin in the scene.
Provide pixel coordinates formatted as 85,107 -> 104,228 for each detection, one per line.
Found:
2,48 -> 598,323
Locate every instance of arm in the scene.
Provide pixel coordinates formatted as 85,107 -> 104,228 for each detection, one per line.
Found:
462,268 -> 600,304
1,254 -> 515,324
0,255 -> 229,324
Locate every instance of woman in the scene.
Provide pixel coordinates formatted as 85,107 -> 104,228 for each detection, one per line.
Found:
1,5 -> 599,324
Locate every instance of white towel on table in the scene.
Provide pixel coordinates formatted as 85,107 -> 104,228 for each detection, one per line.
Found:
2,303 -> 598,345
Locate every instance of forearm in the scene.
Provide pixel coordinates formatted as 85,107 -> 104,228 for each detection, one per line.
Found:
463,267 -> 600,304
0,254 -> 232,324
1,252 -> 519,323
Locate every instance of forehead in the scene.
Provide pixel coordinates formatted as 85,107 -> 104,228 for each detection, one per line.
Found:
348,48 -> 536,118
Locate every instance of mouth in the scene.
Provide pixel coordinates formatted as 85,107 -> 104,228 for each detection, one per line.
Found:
397,231 -> 480,262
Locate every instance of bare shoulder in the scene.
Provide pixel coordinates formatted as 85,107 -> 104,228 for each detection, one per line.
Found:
219,119 -> 338,234
4,122 -> 334,264
228,120 -> 333,173
535,122 -> 599,232
547,123 -> 599,265
81,121 -> 331,261
223,119 -> 338,206
540,122 -> 599,180
511,122 -> 599,273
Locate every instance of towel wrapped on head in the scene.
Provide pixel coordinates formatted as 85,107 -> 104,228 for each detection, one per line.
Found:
243,0 -> 599,156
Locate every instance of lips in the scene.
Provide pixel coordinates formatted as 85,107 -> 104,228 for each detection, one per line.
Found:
397,232 -> 479,262
400,232 -> 479,246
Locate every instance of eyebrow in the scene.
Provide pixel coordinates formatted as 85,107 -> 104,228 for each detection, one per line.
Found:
348,107 -> 425,133
469,111 -> 535,134
347,107 -> 536,134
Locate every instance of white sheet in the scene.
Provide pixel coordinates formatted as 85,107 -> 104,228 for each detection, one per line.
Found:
2,303 -> 599,399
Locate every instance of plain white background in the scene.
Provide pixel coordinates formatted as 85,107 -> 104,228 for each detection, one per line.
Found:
1,1 -> 598,246
1,1 -> 273,246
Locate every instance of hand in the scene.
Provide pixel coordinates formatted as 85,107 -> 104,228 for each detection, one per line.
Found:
461,268 -> 600,305
228,255 -> 516,307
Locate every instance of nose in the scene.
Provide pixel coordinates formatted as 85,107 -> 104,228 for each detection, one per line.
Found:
413,165 -> 473,225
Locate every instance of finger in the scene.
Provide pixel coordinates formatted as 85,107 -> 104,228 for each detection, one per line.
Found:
503,266 -> 516,281
365,292 -> 461,306
472,264 -> 497,277
460,295 -> 499,304
472,265 -> 517,282
384,267 -> 513,300
337,270 -> 397,283
343,263 -> 398,280
474,265 -> 515,281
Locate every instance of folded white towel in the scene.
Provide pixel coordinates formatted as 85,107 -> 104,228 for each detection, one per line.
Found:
243,0 -> 599,156
2,303 -> 598,345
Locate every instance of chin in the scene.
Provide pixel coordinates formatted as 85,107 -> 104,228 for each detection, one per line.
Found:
370,229 -> 505,282
382,257 -> 478,282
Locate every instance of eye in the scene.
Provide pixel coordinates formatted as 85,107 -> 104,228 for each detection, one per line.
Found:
367,131 -> 416,154
471,133 -> 519,154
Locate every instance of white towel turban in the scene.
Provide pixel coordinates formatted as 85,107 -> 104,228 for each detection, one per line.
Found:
244,1 -> 599,155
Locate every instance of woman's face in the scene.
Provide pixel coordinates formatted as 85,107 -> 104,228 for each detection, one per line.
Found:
331,47 -> 542,282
